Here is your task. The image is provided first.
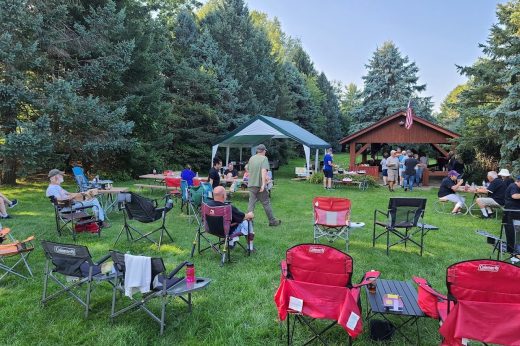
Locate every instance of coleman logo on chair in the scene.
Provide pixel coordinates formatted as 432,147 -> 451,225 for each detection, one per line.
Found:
54,246 -> 76,256
478,264 -> 500,272
308,246 -> 325,254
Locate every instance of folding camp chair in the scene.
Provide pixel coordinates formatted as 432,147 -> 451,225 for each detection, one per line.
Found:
114,192 -> 174,250
0,228 -> 35,281
200,182 -> 213,202
191,202 -> 250,266
41,240 -> 116,317
180,179 -> 189,212
187,185 -> 204,225
415,259 -> 520,345
49,196 -> 101,240
274,244 -> 380,345
109,250 -> 211,335
313,197 -> 352,251
164,177 -> 182,202
72,166 -> 101,192
373,198 -> 429,255
477,209 -> 520,263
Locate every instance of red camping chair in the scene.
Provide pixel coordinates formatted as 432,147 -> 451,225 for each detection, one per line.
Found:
313,197 -> 352,251
414,259 -> 520,345
165,177 -> 182,201
274,244 -> 380,345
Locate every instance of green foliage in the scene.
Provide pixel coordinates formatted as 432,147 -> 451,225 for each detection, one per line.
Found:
350,41 -> 433,133
307,172 -> 324,184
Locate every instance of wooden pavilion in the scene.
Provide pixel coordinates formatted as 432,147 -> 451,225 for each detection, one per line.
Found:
339,111 -> 460,186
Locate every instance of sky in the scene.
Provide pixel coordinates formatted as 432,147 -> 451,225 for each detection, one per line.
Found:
244,0 -> 506,111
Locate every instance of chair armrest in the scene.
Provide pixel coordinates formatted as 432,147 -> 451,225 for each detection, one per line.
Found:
352,270 -> 381,288
94,253 -> 112,266
412,276 -> 447,300
281,260 -> 288,277
167,260 -> 189,279
374,209 -> 388,218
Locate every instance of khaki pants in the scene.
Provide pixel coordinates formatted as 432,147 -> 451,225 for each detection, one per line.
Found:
248,186 -> 275,223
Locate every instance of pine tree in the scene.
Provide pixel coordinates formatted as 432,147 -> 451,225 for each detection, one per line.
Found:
351,41 -> 433,133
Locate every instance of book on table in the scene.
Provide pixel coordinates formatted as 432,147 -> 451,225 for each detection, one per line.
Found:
383,293 -> 403,312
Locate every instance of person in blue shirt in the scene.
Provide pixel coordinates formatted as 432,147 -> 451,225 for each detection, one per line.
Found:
323,148 -> 334,190
181,164 -> 196,186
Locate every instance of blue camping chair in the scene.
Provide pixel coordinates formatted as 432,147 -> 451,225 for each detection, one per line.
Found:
200,182 -> 213,203
72,166 -> 100,192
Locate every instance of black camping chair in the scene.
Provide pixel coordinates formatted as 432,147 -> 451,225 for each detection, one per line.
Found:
49,196 -> 101,240
109,250 -> 211,335
114,192 -> 174,250
41,240 -> 116,317
190,202 -> 250,266
477,209 -> 520,264
373,198 -> 429,255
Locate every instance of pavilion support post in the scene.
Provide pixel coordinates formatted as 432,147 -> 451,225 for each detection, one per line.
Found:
349,142 -> 356,170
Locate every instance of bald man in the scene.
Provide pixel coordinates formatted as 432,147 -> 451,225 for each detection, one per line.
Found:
207,186 -> 255,251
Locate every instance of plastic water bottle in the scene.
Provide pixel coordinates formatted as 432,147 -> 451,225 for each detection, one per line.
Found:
153,168 -> 157,174
186,262 -> 195,288
482,180 -> 486,188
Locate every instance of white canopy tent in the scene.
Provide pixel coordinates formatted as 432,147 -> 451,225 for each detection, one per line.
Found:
212,115 -> 330,174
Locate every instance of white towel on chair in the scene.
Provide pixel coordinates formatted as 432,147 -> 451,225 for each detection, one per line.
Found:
124,254 -> 151,297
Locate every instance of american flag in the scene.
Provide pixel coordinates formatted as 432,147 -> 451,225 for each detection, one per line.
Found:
405,100 -> 414,130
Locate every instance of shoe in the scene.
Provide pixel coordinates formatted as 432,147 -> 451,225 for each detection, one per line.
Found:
1,214 -> 11,219
481,215 -> 490,219
249,248 -> 257,254
269,219 -> 281,227
101,221 -> 111,228
451,211 -> 462,215
404,188 -> 408,192
390,189 -> 395,192
388,185 -> 392,191
8,199 -> 17,208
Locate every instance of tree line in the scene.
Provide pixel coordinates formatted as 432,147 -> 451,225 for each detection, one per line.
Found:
3,0 -> 515,184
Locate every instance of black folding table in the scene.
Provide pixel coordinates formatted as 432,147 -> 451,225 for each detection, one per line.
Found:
365,279 -> 425,344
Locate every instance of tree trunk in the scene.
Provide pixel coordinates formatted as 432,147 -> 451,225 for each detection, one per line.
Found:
0,158 -> 17,185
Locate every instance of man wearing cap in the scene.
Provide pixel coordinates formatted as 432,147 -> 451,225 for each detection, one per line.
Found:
386,150 -> 399,192
45,169 -> 109,228
438,170 -> 466,214
499,168 -> 514,188
503,175 -> 520,252
246,144 -> 281,227
475,171 -> 506,218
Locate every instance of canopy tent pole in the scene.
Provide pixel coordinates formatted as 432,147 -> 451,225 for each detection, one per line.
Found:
303,145 -> 311,176
211,144 -> 219,166
315,149 -> 319,174
225,147 -> 230,166
239,147 -> 242,163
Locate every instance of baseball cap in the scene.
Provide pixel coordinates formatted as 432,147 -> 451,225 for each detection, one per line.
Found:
256,144 -> 267,152
498,168 -> 511,177
447,170 -> 459,177
48,169 -> 65,178
516,175 -> 520,181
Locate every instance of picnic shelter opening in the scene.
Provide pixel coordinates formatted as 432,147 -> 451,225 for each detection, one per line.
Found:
339,111 -> 460,186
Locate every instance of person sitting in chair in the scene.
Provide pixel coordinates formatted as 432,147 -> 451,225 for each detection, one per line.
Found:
0,192 -> 17,219
45,169 -> 109,228
223,163 -> 238,187
206,186 -> 255,252
476,171 -> 506,219
438,170 -> 465,215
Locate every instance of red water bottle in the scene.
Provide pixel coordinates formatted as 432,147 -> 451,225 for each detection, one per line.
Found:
186,262 -> 195,287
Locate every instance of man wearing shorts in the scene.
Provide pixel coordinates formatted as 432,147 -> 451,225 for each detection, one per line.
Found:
438,170 -> 465,214
386,150 -> 399,192
476,171 -> 506,218
323,148 -> 334,190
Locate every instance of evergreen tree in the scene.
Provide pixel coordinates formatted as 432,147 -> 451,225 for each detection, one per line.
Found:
338,83 -> 362,136
351,41 -> 433,133
316,73 -> 342,149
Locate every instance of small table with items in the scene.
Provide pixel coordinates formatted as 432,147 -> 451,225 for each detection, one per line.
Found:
97,187 -> 129,214
332,170 -> 369,191
364,279 -> 425,344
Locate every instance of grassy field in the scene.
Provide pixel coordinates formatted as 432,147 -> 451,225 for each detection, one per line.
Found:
0,154 -> 501,345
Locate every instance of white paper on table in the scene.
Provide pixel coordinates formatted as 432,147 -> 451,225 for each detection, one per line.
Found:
288,296 -> 303,312
346,312 -> 360,330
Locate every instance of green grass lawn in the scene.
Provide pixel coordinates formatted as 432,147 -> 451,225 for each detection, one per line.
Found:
0,156 -> 502,345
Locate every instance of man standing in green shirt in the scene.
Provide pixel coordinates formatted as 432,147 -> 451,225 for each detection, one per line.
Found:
247,144 -> 281,226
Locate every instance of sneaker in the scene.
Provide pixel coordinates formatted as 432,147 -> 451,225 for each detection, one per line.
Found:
404,187 -> 408,192
101,221 -> 111,228
1,214 -> 11,219
451,211 -> 462,215
269,219 -> 282,227
8,199 -> 17,208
